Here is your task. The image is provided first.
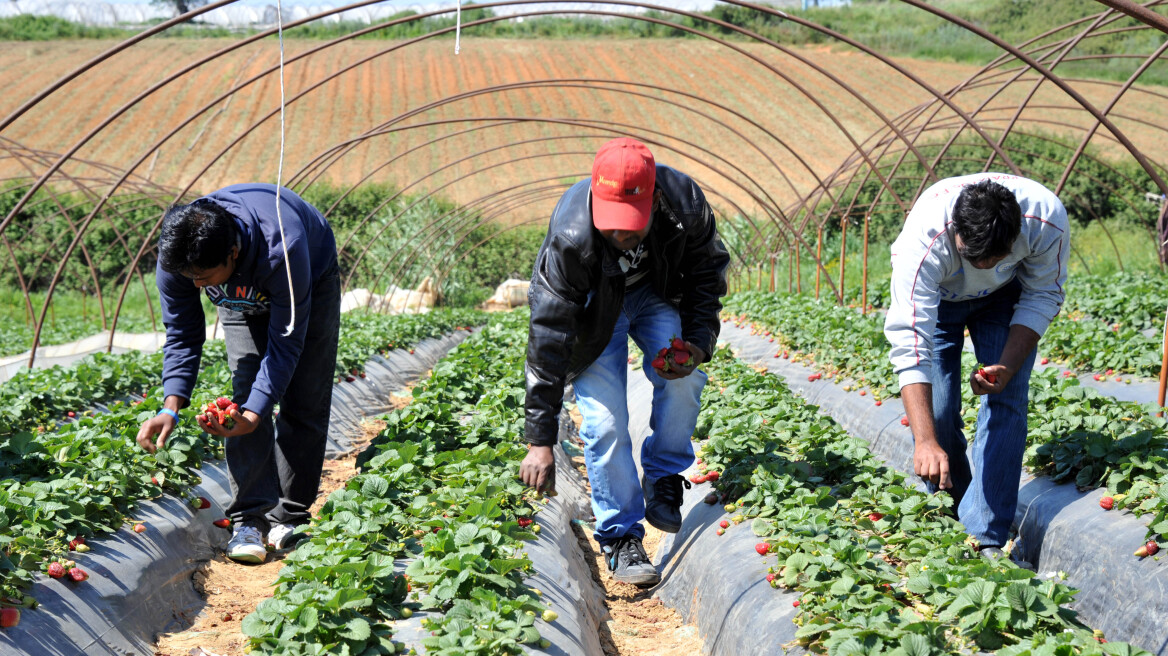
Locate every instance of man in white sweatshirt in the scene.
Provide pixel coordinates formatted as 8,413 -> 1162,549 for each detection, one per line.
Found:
884,173 -> 1069,555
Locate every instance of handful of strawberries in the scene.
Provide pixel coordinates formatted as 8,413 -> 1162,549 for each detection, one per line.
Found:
651,337 -> 693,374
201,397 -> 238,429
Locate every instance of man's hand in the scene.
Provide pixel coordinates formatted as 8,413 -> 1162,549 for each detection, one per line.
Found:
914,441 -> 952,490
520,445 -> 556,494
658,341 -> 706,380
197,407 -> 262,437
970,364 -> 1012,395
136,413 -> 176,454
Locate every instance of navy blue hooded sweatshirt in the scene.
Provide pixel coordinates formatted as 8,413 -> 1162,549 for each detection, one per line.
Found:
156,184 -> 338,418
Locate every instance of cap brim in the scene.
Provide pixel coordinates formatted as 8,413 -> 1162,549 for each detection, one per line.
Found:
592,194 -> 651,232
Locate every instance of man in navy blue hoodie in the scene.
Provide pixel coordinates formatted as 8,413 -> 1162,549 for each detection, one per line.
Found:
135,184 -> 340,564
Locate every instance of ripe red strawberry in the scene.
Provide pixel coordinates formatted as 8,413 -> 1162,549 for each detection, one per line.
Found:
875,400 -> 882,406
705,471 -> 720,481
67,411 -> 75,418
68,567 -> 89,583
1040,357 -> 1049,365
719,520 -> 729,529
808,374 -> 817,382
1099,496 -> 1114,511
977,367 -> 997,384
673,350 -> 691,365
346,376 -> 355,383
213,518 -> 231,529
0,607 -> 19,628
132,523 -> 146,534
755,543 -> 769,555
68,537 -> 85,551
47,562 -> 66,578
195,496 -> 211,510
868,512 -> 884,522
793,600 -> 801,607
216,397 -> 231,410
859,390 -> 866,396
774,353 -> 781,358
900,417 -> 910,427
689,474 -> 705,484
651,357 -> 666,370
517,517 -> 533,528
672,338 -> 686,351
766,573 -> 776,583
151,477 -> 159,485
1106,369 -> 1114,376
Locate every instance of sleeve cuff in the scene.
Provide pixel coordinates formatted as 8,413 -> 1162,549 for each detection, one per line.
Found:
162,377 -> 195,406
1010,308 -> 1053,337
897,367 -> 931,388
243,389 -> 275,419
524,419 -> 559,447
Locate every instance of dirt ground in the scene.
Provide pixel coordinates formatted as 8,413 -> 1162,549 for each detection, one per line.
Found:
566,404 -> 703,656
152,398 -> 403,656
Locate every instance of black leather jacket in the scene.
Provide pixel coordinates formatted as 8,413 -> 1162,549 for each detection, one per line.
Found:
523,165 -> 730,446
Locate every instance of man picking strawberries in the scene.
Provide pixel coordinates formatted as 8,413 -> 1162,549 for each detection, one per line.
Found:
135,184 -> 340,564
885,174 -> 1069,558
520,138 -> 729,586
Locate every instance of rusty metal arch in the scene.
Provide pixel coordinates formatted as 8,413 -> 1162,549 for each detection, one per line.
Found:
0,0 -> 1165,365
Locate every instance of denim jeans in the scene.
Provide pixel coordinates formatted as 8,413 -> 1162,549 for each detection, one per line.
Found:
219,266 -> 341,533
928,279 -> 1035,547
572,283 -> 706,545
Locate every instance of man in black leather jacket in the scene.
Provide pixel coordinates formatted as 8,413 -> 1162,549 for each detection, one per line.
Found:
519,138 -> 729,586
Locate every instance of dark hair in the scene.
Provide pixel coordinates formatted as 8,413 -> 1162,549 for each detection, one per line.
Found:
952,179 -> 1021,262
158,199 -> 236,274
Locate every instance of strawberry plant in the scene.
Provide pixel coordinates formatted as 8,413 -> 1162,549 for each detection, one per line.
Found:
695,351 -> 1145,655
333,309 -> 484,379
244,313 -> 551,655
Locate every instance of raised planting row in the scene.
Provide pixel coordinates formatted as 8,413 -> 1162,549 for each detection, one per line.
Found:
0,310 -> 488,625
713,320 -> 1168,652
334,309 -> 484,381
722,291 -> 1168,552
1062,271 -> 1168,332
723,293 -> 1168,547
685,349 -> 1147,655
242,311 -> 574,655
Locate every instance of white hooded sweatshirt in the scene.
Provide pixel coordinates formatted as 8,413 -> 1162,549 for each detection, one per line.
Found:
884,173 -> 1070,388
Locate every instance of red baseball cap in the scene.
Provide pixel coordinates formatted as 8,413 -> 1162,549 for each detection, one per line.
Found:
591,138 -> 656,231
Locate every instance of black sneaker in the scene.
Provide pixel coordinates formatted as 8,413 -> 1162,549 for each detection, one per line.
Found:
642,474 -> 690,533
602,535 -> 660,587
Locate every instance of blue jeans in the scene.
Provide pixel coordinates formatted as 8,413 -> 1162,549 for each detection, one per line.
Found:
928,279 -> 1035,547
573,284 -> 706,545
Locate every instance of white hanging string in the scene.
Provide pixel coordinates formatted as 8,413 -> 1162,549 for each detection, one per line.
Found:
274,0 -> 296,337
455,0 -> 462,55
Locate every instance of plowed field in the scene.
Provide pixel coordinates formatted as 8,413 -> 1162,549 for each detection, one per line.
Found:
2,38 -> 1164,225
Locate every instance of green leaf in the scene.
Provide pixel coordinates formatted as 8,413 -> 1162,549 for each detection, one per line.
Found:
339,617 -> 372,641
454,524 -> 479,546
1006,582 -> 1037,612
361,476 -> 389,498
901,633 -> 935,656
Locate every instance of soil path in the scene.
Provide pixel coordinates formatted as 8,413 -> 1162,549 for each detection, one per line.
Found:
151,390 -> 414,656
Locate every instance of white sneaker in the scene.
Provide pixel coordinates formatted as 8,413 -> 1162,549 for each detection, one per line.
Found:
268,522 -> 304,550
226,524 -> 267,564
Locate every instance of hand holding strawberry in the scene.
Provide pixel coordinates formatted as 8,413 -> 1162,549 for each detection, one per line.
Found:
652,336 -> 705,380
197,398 -> 262,438
970,363 -> 1010,395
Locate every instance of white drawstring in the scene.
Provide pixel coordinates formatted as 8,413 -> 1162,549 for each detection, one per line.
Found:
274,0 -> 295,336
455,0 -> 462,55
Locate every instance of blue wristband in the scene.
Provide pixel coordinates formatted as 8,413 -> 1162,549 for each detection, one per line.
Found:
158,408 -> 179,423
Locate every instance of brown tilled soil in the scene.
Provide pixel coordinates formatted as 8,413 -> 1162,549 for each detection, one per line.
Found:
8,38 -> 1161,229
152,404 -> 401,656
565,405 -> 703,656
